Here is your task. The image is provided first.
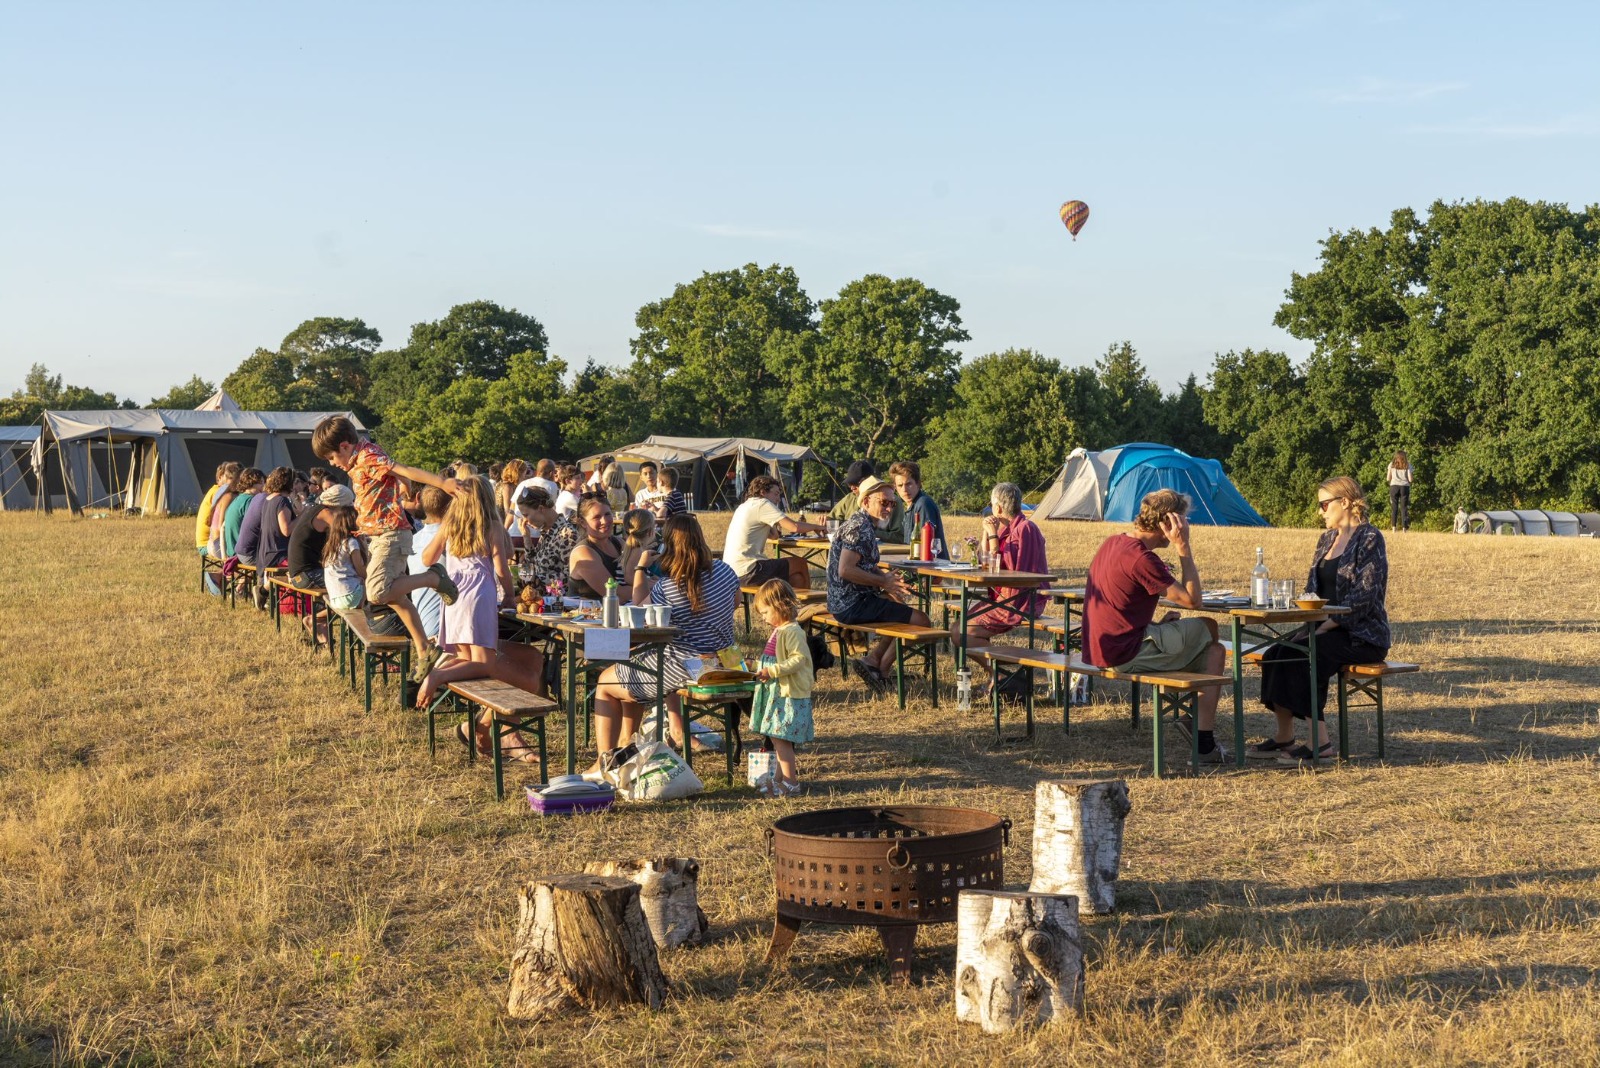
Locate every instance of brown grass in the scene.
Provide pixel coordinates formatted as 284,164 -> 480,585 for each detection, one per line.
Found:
2,511 -> 1599,1066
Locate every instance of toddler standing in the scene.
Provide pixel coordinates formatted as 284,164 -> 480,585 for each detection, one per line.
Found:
748,579 -> 814,797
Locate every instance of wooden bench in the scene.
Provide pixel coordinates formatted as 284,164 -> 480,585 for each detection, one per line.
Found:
967,646 -> 1071,741
428,679 -> 554,800
339,610 -> 412,713
265,575 -> 340,659
804,612 -> 944,707
740,583 -> 826,631
1220,642 -> 1423,759
1338,661 -> 1420,759
1070,657 -> 1232,778
199,553 -> 226,595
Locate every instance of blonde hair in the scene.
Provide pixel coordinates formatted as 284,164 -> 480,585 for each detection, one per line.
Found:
620,508 -> 656,551
754,579 -> 799,622
1133,489 -> 1189,533
443,475 -> 497,559
1319,476 -> 1370,523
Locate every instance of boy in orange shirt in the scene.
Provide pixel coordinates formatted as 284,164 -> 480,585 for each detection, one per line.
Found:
312,415 -> 463,680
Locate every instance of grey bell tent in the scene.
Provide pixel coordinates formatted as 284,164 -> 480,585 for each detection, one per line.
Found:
31,408 -> 364,514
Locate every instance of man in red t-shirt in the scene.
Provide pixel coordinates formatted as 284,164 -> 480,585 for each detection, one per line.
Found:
1083,489 -> 1228,761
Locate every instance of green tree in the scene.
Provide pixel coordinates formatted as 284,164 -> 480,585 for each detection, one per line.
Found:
1089,341 -> 1166,447
404,300 -> 550,391
1274,197 -> 1600,517
560,360 -> 646,459
1,364 -> 130,424
279,317 -> 381,421
380,350 -> 569,470
222,348 -> 298,410
630,263 -> 815,437
781,274 -> 968,463
922,349 -> 1096,510
1161,373 -> 1234,461
148,375 -> 216,409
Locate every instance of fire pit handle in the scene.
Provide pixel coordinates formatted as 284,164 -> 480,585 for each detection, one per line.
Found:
885,842 -> 912,871
764,827 -> 776,857
1000,818 -> 1012,846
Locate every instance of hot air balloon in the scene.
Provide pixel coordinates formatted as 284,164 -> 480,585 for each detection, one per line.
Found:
1059,200 -> 1089,240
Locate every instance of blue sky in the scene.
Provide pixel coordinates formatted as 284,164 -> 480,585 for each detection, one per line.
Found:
3,1 -> 1597,403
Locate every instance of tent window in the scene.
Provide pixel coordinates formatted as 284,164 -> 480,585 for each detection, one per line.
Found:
182,437 -> 258,485
283,438 -> 320,473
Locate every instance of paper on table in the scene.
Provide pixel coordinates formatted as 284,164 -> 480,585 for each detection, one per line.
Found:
584,627 -> 631,661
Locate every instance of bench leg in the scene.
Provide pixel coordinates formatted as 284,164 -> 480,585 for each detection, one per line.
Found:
837,629 -> 849,680
927,644 -> 938,709
1151,685 -> 1165,779
398,646 -> 411,710
363,652 -> 374,715
894,640 -> 907,710
1130,680 -> 1141,731
1374,677 -> 1385,760
1024,667 -> 1035,740
426,690 -> 454,757
491,709 -> 505,801
1337,672 -> 1350,760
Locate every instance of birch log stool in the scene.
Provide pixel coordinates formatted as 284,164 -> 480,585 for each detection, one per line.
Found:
506,874 -> 668,1021
1028,778 -> 1131,915
955,890 -> 1084,1033
583,858 -> 709,949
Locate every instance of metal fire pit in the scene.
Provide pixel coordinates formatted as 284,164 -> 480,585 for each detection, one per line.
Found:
763,805 -> 1010,983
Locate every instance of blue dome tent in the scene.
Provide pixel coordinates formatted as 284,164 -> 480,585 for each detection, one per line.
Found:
1036,443 -> 1269,526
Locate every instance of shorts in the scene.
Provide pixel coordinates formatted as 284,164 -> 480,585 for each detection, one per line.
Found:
740,557 -> 791,585
1113,617 -> 1216,675
329,587 -> 364,613
365,528 -> 412,604
291,568 -> 325,590
833,596 -> 917,627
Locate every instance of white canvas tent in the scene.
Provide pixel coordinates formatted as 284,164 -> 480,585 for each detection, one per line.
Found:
579,436 -> 827,510
32,408 -> 364,514
195,388 -> 242,412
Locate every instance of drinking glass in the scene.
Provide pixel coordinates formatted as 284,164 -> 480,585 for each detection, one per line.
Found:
949,541 -> 964,564
1272,580 -> 1295,609
930,538 -> 942,560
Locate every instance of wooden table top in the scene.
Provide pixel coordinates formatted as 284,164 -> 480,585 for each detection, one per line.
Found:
1163,599 -> 1352,623
774,536 -> 913,553
891,564 -> 1054,587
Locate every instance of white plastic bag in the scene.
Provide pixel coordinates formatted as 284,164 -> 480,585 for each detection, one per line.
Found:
608,733 -> 704,802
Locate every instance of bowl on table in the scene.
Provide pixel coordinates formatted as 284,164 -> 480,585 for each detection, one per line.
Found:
1294,595 -> 1328,610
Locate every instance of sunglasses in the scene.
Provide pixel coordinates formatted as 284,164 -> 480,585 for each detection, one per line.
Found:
1317,497 -> 1343,512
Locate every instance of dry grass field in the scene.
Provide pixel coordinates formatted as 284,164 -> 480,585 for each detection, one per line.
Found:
3,510 -> 1599,1066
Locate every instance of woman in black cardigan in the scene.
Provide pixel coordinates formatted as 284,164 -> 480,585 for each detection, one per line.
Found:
1250,475 -> 1391,764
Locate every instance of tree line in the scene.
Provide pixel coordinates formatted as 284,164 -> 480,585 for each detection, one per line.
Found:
6,198 -> 1597,527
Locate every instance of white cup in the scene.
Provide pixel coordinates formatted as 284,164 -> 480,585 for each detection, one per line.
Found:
647,604 -> 670,627
624,605 -> 648,628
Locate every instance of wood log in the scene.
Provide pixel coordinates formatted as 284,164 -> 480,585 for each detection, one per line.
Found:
583,857 -> 709,949
506,874 -> 668,1020
955,890 -> 1084,1033
1028,778 -> 1131,915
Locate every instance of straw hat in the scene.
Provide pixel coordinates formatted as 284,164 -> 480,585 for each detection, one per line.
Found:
855,474 -> 893,501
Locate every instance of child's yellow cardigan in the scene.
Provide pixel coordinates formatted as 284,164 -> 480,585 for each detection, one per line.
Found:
766,621 -> 814,698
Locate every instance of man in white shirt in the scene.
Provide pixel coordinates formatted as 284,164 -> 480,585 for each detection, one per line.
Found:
513,458 -> 561,505
722,475 -> 824,588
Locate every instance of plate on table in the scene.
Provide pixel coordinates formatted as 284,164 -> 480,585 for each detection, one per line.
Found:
1202,596 -> 1251,608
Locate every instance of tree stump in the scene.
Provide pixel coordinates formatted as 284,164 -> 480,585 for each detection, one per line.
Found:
583,858 -> 709,949
1028,778 -> 1131,915
506,874 -> 668,1020
955,890 -> 1084,1033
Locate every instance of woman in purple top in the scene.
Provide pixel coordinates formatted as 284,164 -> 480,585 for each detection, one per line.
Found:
953,482 -> 1050,662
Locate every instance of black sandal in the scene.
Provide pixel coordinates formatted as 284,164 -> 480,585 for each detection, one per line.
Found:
1246,737 -> 1295,760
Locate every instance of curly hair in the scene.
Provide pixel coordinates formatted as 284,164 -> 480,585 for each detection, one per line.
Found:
1133,489 -> 1190,533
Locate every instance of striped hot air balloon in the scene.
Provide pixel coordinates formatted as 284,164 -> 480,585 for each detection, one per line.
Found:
1059,200 -> 1090,239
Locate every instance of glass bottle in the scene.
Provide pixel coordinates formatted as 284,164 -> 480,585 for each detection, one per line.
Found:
1251,547 -> 1269,607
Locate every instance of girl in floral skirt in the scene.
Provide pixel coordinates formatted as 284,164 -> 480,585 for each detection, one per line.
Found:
749,579 -> 814,797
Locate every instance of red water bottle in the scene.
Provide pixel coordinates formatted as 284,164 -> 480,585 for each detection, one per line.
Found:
920,521 -> 933,561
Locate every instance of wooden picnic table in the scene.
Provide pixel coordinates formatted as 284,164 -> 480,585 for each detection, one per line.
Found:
502,609 -> 682,775
885,562 -> 1054,671
771,535 -> 913,572
1161,597 -> 1351,767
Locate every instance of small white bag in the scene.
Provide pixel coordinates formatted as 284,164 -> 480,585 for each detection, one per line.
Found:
608,733 -> 704,802
747,749 -> 779,789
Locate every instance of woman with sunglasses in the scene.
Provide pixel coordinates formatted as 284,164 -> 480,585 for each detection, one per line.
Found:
1250,476 -> 1391,764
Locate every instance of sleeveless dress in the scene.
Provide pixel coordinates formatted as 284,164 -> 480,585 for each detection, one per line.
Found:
442,552 -> 498,651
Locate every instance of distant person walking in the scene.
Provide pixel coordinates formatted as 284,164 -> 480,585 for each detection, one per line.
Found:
1385,451 -> 1412,531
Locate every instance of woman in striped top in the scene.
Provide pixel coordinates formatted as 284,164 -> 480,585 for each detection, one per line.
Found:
587,514 -> 740,775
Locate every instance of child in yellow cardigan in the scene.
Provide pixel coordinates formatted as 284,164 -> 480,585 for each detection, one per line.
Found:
750,579 -> 814,797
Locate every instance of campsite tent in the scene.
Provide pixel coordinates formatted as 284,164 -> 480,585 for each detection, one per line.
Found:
31,408 -> 364,514
579,436 -> 827,511
195,388 -> 242,412
1466,509 -> 1600,536
0,426 -> 41,510
1036,443 -> 1269,526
